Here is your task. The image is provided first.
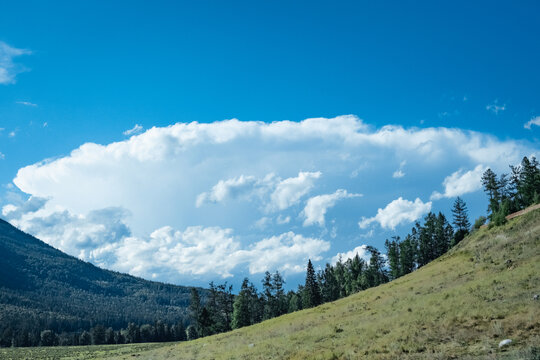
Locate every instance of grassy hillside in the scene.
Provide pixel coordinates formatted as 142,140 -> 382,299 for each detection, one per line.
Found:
3,210 -> 539,359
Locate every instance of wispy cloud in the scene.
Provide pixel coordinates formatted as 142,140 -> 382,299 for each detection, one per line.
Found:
392,160 -> 407,179
0,41 -> 31,85
524,116 -> 540,130
8,131 -> 16,138
0,152 -> 5,160
123,124 -> 144,136
486,100 -> 506,114
16,101 -> 37,107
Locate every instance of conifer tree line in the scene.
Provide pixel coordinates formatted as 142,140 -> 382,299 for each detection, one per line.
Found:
1,320 -> 189,347
481,156 -> 540,226
187,198 -> 469,336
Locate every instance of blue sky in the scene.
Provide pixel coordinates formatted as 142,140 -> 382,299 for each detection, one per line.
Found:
1,1 -> 539,289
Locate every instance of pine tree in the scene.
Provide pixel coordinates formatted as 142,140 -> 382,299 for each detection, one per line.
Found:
287,291 -> 302,313
198,307 -> 213,337
139,324 -> 154,342
482,168 -> 502,218
186,325 -> 198,340
91,325 -> 106,345
399,234 -> 416,276
216,282 -> 234,332
318,263 -> 340,302
434,212 -> 452,257
40,330 -> 57,346
272,271 -> 287,317
303,259 -> 321,308
451,197 -> 470,245
418,213 -> 436,266
261,271 -> 275,320
385,237 -> 400,280
172,322 -> 186,341
519,156 -> 540,207
207,281 -> 230,334
105,327 -> 115,344
125,323 -> 140,343
189,287 -> 202,334
79,330 -> 92,345
231,278 -> 252,329
247,281 -> 263,324
363,246 -> 388,287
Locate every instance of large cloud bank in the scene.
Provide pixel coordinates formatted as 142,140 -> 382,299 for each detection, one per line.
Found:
5,115 -> 537,284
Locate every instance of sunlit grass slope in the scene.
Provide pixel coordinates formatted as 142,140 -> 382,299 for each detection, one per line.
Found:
3,210 -> 540,359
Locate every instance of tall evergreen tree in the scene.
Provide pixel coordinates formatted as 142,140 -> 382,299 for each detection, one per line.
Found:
79,331 -> 92,345
363,246 -> 388,287
418,213 -> 436,266
518,156 -> 540,207
303,259 -> 321,308
216,282 -> 234,332
451,197 -> 470,245
198,307 -> 213,337
261,271 -> 275,320
231,278 -> 252,329
125,323 -> 140,343
91,325 -> 106,345
482,168 -> 502,218
318,263 -> 340,302
40,330 -> 57,347
399,234 -> 416,276
385,237 -> 401,280
189,288 -> 202,335
185,325 -> 198,340
344,254 -> 365,294
272,271 -> 287,317
434,212 -> 452,257
287,290 -> 302,313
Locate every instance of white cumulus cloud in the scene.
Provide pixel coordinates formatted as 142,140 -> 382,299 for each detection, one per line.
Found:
4,196 -> 329,281
430,164 -> 487,200
359,197 -> 432,230
302,189 -> 361,226
196,175 -> 259,207
7,115 -> 538,283
239,232 -> 330,274
268,171 -> 321,211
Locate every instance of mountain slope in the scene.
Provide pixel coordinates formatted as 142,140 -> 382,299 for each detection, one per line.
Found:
108,209 -> 539,359
0,218 -> 205,336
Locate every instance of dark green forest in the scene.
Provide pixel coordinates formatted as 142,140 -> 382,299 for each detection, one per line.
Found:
0,219 -> 207,347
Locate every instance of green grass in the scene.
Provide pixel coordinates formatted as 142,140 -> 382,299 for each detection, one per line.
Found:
0,342 -> 170,360
3,210 -> 540,359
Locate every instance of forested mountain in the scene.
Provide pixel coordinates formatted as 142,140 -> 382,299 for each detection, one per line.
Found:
0,218 -> 206,345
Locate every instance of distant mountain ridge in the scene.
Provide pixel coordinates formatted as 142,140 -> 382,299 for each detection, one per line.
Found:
0,218 -> 205,340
